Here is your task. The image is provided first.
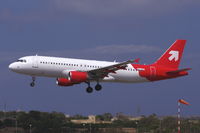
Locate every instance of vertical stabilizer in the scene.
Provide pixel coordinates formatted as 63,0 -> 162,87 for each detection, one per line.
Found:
154,40 -> 186,69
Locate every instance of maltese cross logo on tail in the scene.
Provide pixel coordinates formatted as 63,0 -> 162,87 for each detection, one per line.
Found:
168,50 -> 179,61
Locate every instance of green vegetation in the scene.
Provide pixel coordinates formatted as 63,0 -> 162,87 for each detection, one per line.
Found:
96,113 -> 113,121
0,111 -> 199,133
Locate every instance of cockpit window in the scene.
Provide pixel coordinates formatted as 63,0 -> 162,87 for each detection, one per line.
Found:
17,59 -> 27,63
17,60 -> 23,62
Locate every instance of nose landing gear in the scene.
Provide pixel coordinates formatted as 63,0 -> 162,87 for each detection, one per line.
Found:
30,77 -> 36,87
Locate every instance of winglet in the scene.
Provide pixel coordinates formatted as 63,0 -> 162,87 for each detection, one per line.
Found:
127,58 -> 140,64
134,58 -> 140,63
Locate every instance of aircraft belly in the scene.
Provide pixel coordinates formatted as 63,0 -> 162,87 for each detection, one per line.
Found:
27,66 -> 63,77
105,71 -> 149,83
42,68 -> 64,77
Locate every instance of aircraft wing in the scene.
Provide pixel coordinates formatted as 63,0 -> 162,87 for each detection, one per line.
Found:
87,58 -> 140,80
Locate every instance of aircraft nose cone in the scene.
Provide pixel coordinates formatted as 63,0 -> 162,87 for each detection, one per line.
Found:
9,63 -> 14,70
9,63 -> 18,71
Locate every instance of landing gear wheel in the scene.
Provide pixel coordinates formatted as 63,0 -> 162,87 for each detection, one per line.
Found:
95,84 -> 102,91
86,87 -> 93,93
30,82 -> 35,87
30,77 -> 36,87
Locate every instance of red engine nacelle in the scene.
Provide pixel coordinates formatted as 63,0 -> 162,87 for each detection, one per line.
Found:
69,71 -> 88,83
56,78 -> 74,86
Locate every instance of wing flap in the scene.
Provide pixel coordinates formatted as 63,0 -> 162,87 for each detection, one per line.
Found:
88,58 -> 140,79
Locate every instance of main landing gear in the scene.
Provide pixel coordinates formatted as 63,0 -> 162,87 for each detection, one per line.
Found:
30,77 -> 36,87
95,83 -> 102,91
86,82 -> 102,93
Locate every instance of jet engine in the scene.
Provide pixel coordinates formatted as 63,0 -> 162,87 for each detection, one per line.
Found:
68,71 -> 88,83
56,78 -> 74,86
57,71 -> 88,86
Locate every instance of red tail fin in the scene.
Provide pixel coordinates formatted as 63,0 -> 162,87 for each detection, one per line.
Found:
154,40 -> 186,69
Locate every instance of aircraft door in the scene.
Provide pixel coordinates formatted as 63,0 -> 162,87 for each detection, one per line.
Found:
32,56 -> 39,68
80,64 -> 87,71
150,66 -> 156,78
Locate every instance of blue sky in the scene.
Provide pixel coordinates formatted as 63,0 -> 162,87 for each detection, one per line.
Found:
0,0 -> 200,116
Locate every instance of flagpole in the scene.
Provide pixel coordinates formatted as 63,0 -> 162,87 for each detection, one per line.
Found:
178,101 -> 181,133
177,99 -> 189,133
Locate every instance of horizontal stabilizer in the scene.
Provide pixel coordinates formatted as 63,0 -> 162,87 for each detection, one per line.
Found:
166,68 -> 192,74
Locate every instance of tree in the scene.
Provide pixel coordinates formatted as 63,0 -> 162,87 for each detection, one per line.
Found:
96,113 -> 113,121
138,114 -> 160,132
70,114 -> 88,120
161,116 -> 176,133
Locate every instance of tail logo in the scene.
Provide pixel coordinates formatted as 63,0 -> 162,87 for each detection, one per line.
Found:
168,50 -> 179,61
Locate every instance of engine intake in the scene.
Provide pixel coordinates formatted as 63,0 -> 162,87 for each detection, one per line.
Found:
56,78 -> 74,86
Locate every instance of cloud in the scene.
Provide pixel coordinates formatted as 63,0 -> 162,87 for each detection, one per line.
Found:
0,0 -> 199,22
0,51 -> 31,62
0,8 -> 35,22
0,44 -> 160,62
0,8 -> 57,23
34,44 -> 161,61
84,44 -> 160,55
53,0 -> 200,16
185,53 -> 200,65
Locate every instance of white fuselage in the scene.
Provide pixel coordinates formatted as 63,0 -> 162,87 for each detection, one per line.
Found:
9,56 -> 148,83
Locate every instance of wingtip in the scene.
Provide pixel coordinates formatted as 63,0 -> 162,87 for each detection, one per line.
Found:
134,58 -> 140,63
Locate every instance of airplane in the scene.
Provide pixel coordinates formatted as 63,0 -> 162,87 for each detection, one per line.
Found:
9,40 -> 191,93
